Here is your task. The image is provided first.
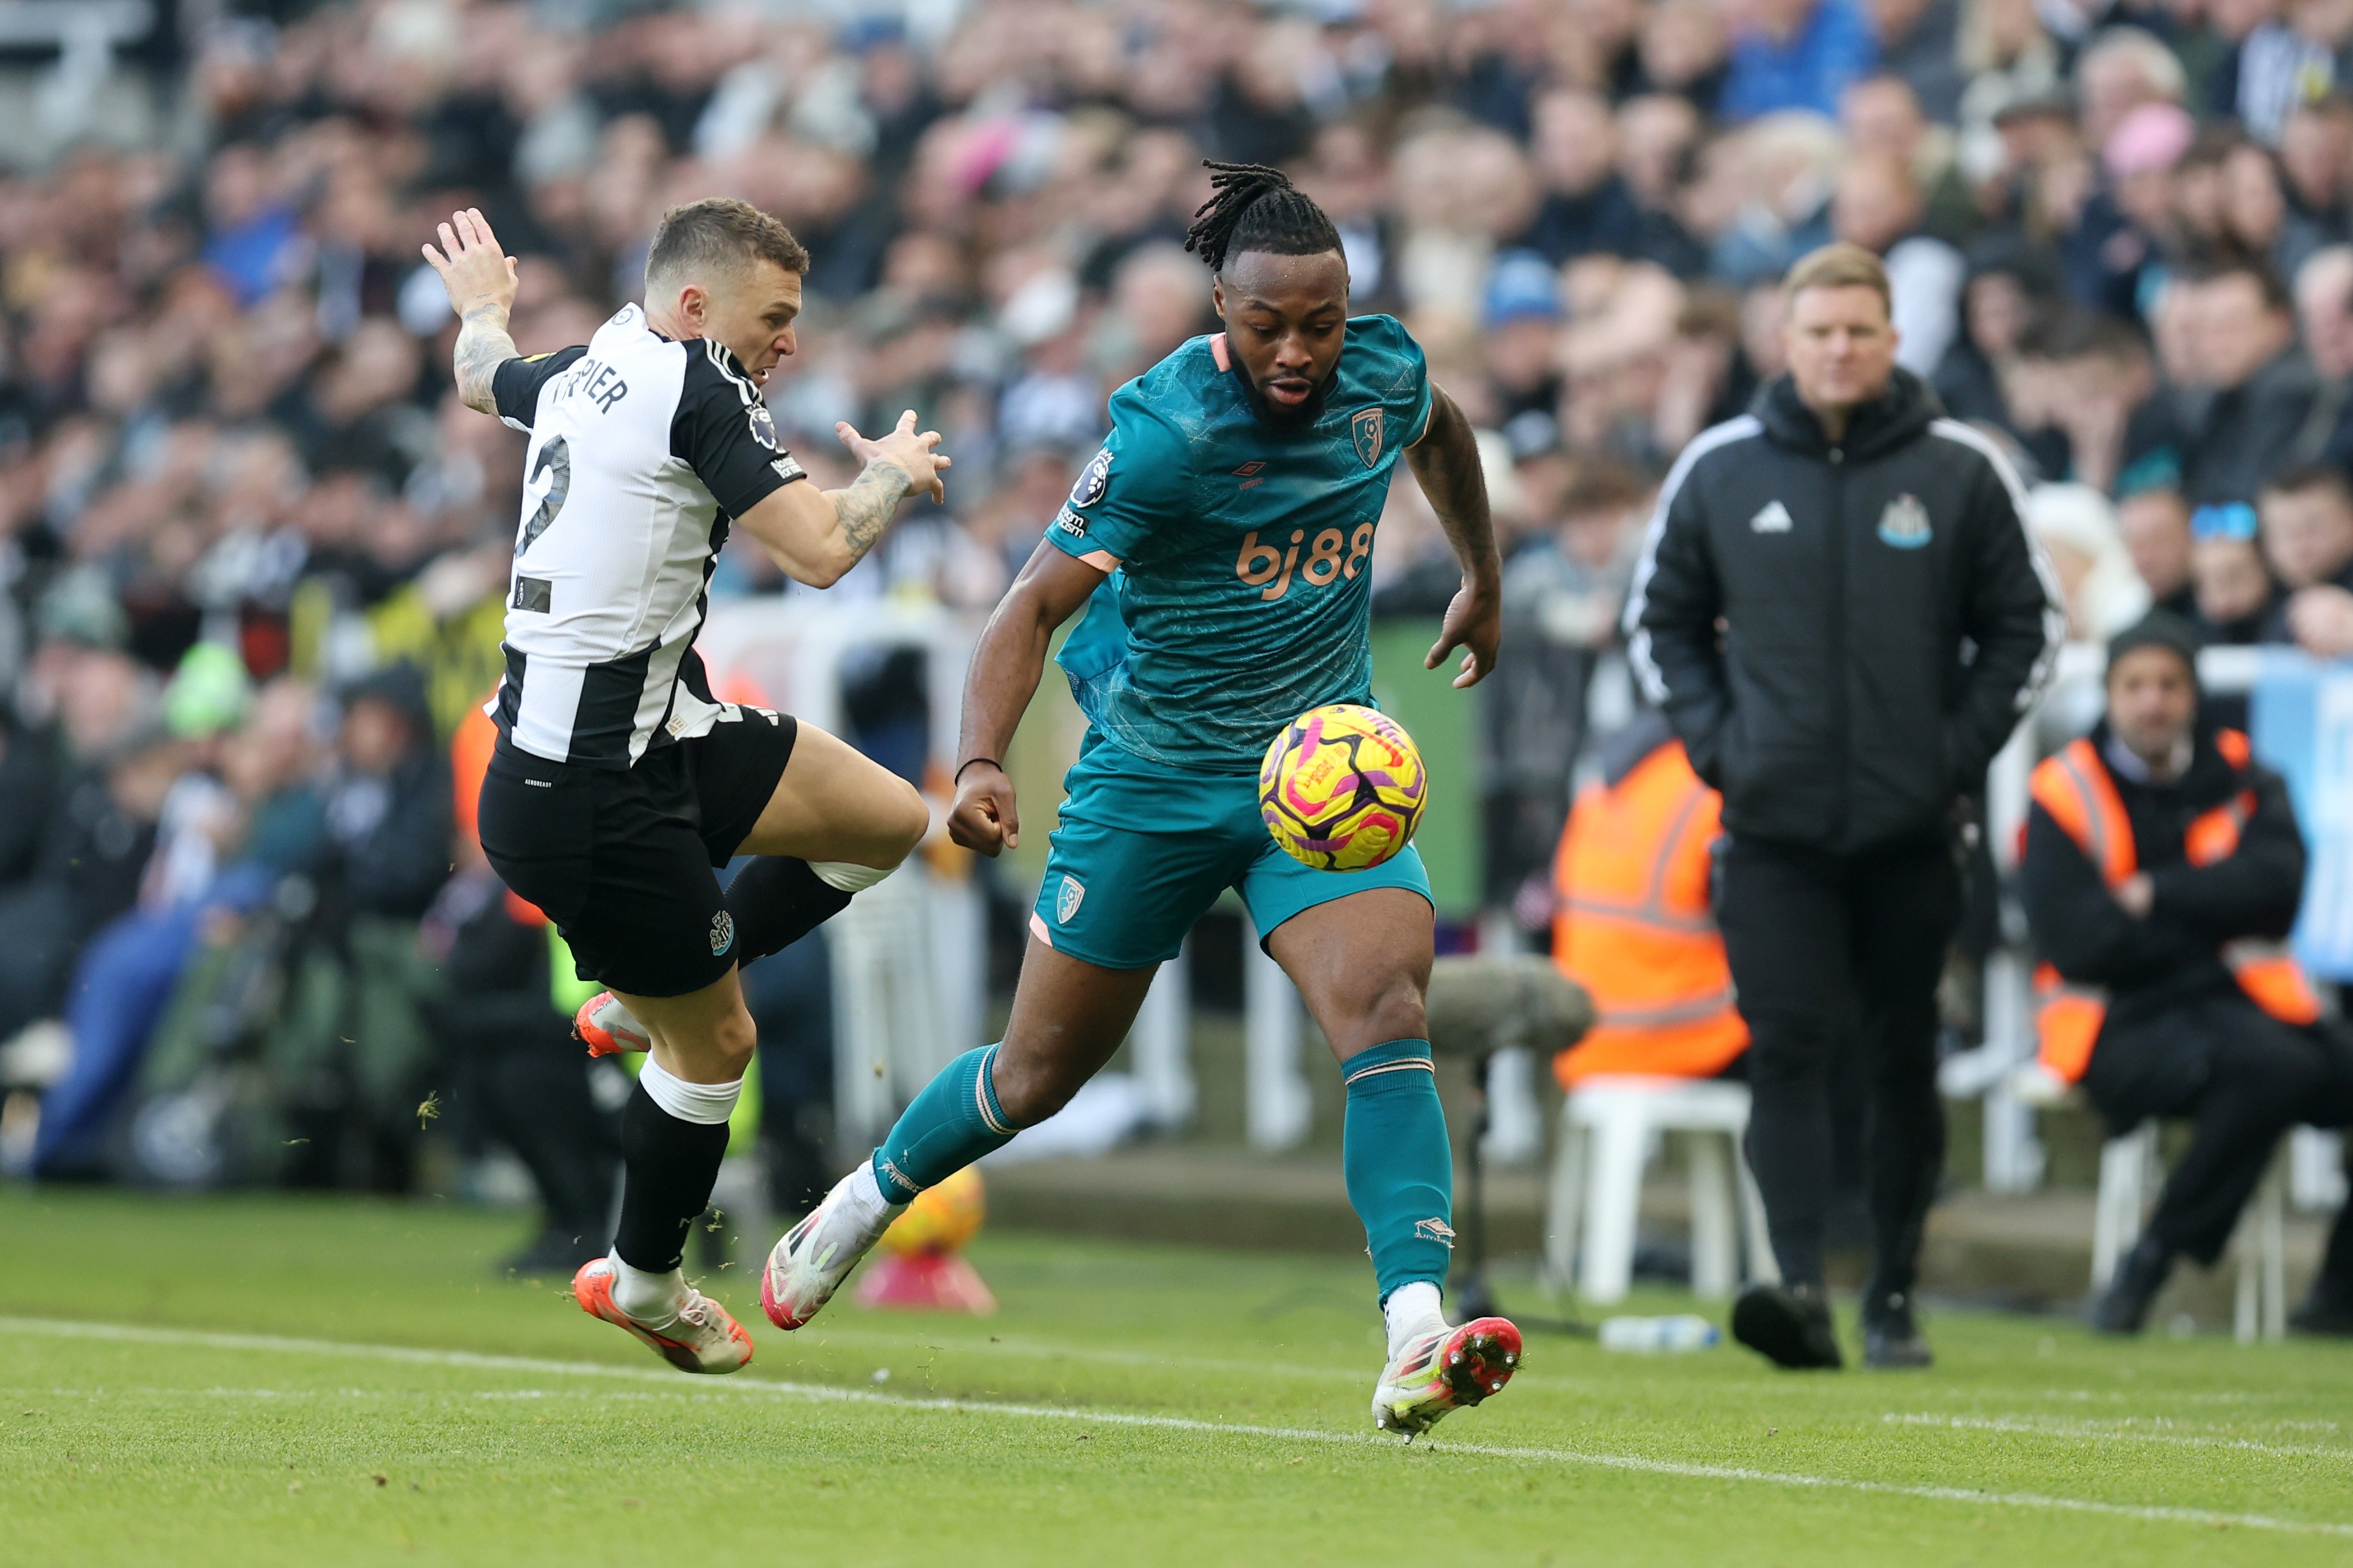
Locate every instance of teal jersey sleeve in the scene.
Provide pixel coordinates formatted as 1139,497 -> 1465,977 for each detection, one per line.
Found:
1045,385 -> 1192,568
1349,312 -> 1434,448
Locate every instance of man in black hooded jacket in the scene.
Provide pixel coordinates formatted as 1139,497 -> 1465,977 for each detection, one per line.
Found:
1627,242 -> 2064,1370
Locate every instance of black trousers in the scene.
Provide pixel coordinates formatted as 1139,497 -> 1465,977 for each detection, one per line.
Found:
2097,999 -> 2353,1269
1716,833 -> 1963,1294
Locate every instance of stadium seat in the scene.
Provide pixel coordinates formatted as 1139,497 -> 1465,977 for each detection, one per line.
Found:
1543,1075 -> 1777,1305
2015,1066 -> 2289,1342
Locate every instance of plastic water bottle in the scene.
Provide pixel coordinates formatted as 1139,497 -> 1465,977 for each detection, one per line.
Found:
1597,1314 -> 1721,1352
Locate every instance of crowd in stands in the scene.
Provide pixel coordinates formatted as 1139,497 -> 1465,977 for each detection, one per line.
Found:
6,0 -> 2353,1229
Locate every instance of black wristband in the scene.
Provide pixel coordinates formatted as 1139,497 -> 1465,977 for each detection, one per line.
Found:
954,757 -> 1002,785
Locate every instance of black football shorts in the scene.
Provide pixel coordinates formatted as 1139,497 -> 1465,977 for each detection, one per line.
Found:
477,709 -> 799,998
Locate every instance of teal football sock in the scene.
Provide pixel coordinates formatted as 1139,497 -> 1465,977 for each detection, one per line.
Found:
1341,1038 -> 1455,1305
871,1044 -> 1020,1202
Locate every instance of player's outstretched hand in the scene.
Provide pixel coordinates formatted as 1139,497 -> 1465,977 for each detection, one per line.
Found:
420,208 -> 518,318
1426,576 -> 1501,688
838,409 -> 951,505
948,762 -> 1018,857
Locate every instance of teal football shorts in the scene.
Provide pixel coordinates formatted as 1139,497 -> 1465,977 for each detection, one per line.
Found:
1028,732 -> 1433,970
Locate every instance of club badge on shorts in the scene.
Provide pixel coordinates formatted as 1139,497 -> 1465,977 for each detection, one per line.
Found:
1351,408 -> 1384,468
710,910 -> 736,956
1878,493 -> 1931,549
1056,874 -> 1085,925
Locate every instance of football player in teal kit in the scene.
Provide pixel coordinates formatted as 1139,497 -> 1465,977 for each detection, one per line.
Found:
761,163 -> 1515,1436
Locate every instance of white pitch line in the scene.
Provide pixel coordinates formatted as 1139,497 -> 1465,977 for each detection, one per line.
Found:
5,1317 -> 2350,1540
1884,1412 -> 2353,1463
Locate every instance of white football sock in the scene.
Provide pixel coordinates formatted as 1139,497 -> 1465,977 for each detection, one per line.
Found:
637,1057 -> 743,1125
811,860 -> 894,893
609,1252 -> 686,1324
1383,1281 -> 1444,1358
842,1160 -> 900,1233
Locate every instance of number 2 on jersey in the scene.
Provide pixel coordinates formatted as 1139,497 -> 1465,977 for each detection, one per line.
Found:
518,437 -> 571,554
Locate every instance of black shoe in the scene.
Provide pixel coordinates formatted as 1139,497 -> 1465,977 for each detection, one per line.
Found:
2288,1295 -> 2353,1337
2090,1238 -> 2172,1335
1860,1289 -> 1934,1369
502,1224 -> 605,1277
1731,1283 -> 1843,1369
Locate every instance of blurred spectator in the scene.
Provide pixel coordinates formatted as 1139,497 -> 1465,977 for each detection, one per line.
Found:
2256,465 -> 2353,655
1840,74 -> 1975,244
2279,95 -> 2353,240
2075,29 -> 2187,152
1931,241 -> 2055,433
1522,89 -> 1645,263
1831,151 -> 1964,373
1867,0 -> 1967,123
2010,308 -> 2163,494
2188,501 -> 2282,644
1615,94 -> 1712,277
1720,0 -> 1881,121
2174,264 -> 2320,505
2087,101 -> 2193,317
1480,252 -> 1564,423
2117,486 -> 2199,621
2293,245 -> 2353,468
2226,1 -> 2350,146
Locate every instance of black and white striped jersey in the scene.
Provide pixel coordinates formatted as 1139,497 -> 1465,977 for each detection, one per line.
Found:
485,303 -> 806,769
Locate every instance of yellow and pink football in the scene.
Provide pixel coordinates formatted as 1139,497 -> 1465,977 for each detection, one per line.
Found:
1258,703 -> 1428,872
878,1164 -> 986,1257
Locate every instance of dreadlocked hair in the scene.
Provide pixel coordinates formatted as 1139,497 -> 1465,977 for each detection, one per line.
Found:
1183,161 -> 1344,276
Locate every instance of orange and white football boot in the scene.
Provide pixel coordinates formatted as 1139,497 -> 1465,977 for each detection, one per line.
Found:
572,1256 -> 754,1374
574,991 -> 651,1057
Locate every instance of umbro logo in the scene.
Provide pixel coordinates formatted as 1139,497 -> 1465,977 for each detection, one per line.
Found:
1750,500 -> 1793,533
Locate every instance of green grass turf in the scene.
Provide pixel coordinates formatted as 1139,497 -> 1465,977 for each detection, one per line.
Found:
3,1188 -> 2352,1566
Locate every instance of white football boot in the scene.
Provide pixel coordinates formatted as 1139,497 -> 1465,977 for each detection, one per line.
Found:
761,1166 -> 904,1330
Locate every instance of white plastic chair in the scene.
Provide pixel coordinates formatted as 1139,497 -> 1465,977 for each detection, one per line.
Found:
2013,1064 -> 2288,1344
1543,1075 -> 1777,1304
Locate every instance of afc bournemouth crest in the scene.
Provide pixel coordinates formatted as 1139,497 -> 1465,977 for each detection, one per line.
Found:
1056,874 -> 1086,925
1878,493 -> 1931,549
1351,408 -> 1384,467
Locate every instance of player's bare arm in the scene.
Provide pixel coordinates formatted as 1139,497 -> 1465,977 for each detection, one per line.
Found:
733,409 -> 951,588
1404,384 -> 1502,689
945,542 -> 1109,855
421,208 -> 521,416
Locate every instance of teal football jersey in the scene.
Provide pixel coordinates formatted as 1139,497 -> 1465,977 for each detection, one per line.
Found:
1045,314 -> 1434,772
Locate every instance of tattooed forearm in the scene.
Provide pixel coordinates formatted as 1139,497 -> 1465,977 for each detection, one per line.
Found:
831,457 -> 913,565
1405,391 -> 1501,583
453,302 -> 520,416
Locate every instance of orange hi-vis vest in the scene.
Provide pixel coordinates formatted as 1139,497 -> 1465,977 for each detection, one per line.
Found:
2029,729 -> 2321,1083
1551,739 -> 1749,1089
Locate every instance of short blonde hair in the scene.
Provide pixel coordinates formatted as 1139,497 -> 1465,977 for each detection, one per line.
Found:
1783,243 -> 1892,318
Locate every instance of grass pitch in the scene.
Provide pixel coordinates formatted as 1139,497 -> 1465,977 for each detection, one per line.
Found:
3,1188 -> 2351,1565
